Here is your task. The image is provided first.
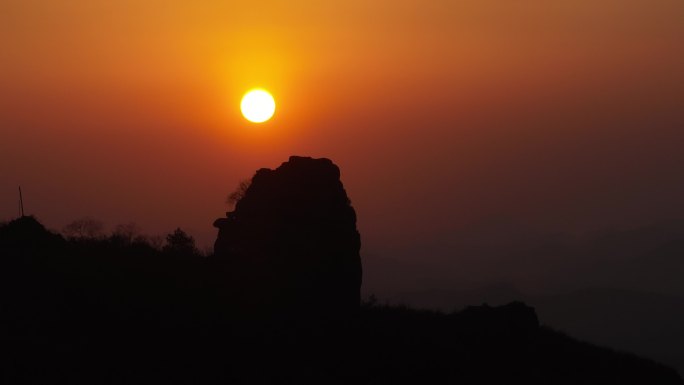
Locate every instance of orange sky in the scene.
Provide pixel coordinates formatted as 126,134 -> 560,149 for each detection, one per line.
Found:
2,0 -> 683,272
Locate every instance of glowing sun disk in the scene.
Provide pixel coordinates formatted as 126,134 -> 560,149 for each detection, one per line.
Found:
241,89 -> 276,123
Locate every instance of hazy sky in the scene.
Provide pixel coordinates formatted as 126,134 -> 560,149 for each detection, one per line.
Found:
2,0 -> 683,270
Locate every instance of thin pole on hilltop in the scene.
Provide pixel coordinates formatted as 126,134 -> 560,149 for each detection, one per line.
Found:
19,186 -> 25,217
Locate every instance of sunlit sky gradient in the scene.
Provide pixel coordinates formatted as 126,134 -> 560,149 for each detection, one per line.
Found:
2,1 -> 683,291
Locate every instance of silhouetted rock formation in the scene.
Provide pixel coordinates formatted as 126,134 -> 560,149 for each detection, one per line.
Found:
213,156 -> 362,313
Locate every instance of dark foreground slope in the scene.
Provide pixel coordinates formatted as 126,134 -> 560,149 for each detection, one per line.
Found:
1,218 -> 681,384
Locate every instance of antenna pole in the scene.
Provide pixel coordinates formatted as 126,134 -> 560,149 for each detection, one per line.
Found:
19,186 -> 25,217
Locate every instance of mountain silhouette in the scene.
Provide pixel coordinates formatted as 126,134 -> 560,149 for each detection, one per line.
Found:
0,157 -> 682,383
213,156 -> 362,314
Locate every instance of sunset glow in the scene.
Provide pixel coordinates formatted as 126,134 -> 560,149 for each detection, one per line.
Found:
1,0 -> 683,282
3,1 -> 684,379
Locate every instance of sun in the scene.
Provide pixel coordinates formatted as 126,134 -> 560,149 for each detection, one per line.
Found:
240,89 -> 276,123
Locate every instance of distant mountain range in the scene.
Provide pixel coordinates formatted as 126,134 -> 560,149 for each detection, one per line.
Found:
388,285 -> 684,376
365,220 -> 684,375
535,288 -> 684,376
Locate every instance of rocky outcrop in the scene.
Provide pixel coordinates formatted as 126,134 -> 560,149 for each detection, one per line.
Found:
213,156 -> 362,313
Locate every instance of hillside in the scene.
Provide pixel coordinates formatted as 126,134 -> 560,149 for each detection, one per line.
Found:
0,216 -> 681,384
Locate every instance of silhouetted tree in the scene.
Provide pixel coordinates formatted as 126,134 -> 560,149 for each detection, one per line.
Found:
163,228 -> 198,256
147,235 -> 164,251
226,179 -> 251,207
63,217 -> 104,240
110,222 -> 141,245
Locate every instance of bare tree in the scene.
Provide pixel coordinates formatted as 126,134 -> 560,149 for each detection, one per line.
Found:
63,217 -> 105,240
227,179 -> 251,208
147,235 -> 164,251
111,222 -> 141,244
